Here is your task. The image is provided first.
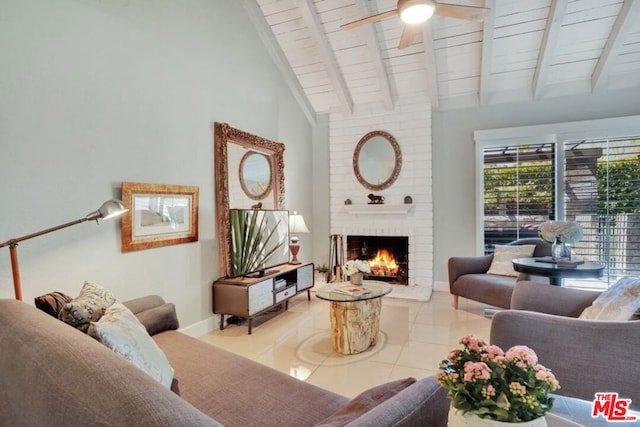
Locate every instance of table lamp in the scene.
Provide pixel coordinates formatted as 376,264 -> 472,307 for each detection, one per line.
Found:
0,199 -> 128,300
289,211 -> 309,265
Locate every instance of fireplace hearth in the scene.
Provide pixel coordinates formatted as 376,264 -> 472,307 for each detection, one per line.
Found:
346,235 -> 408,285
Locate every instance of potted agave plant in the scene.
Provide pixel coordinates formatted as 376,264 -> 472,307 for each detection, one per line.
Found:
437,335 -> 560,427
230,209 -> 285,277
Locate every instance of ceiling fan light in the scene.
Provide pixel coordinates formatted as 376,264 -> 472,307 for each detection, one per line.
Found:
399,0 -> 435,25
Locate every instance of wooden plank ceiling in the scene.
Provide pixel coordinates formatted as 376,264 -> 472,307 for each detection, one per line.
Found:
248,0 -> 640,114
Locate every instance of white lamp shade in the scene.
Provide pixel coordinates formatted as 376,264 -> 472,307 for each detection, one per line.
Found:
399,0 -> 435,24
289,212 -> 310,234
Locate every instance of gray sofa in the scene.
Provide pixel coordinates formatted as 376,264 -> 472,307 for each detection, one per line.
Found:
448,238 -> 551,309
492,281 -> 640,411
0,296 -> 449,426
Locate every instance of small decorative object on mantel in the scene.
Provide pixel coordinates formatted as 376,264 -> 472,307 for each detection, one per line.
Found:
538,221 -> 583,262
342,259 -> 371,285
251,202 -> 262,210
367,193 -> 385,204
344,198 -> 352,205
404,195 -> 412,204
437,335 -> 559,427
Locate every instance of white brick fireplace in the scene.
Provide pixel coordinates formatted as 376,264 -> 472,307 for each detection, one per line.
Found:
329,97 -> 433,300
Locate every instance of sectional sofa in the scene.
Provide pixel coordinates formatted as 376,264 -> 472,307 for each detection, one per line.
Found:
0,295 -> 449,426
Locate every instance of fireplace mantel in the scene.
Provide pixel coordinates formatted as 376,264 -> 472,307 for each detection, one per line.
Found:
344,204 -> 413,215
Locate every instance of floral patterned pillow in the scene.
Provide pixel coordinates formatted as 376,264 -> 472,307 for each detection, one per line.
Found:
58,281 -> 117,332
88,303 -> 174,388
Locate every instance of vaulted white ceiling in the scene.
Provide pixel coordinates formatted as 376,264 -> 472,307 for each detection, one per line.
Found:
243,0 -> 640,120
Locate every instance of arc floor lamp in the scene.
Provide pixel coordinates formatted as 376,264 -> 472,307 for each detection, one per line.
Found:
0,199 -> 128,300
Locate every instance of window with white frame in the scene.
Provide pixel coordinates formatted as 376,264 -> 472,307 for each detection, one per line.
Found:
475,117 -> 640,288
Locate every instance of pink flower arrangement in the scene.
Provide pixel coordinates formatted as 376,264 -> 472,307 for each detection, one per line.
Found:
437,335 -> 560,422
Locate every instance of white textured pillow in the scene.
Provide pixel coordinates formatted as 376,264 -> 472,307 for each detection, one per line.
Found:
88,303 -> 174,388
579,276 -> 640,320
486,245 -> 536,277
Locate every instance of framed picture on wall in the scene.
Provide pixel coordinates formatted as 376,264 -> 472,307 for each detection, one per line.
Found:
121,182 -> 199,252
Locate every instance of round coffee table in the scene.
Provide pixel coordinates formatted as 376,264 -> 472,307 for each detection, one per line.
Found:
315,280 -> 392,355
512,257 -> 605,286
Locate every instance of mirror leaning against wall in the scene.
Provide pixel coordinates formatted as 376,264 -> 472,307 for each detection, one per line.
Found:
353,130 -> 402,191
214,122 -> 285,277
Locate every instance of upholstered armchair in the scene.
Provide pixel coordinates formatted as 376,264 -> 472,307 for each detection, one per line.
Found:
491,281 -> 640,410
448,238 -> 551,309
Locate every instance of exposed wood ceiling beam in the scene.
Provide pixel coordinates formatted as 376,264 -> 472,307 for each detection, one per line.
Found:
298,0 -> 353,115
422,21 -> 439,109
592,0 -> 640,92
533,0 -> 568,100
356,0 -> 394,110
479,0 -> 496,106
240,0 -> 316,126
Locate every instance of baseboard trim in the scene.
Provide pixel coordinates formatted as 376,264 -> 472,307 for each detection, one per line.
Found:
433,280 -> 449,292
179,315 -> 219,337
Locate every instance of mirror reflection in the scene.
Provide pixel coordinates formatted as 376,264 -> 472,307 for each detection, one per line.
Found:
239,151 -> 272,200
353,131 -> 402,191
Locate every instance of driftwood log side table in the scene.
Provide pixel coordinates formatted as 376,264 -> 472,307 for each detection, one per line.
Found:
315,281 -> 392,355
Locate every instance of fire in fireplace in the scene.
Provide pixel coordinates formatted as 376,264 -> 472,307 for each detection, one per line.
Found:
346,236 -> 408,285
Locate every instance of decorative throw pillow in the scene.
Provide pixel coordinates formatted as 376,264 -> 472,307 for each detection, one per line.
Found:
579,276 -> 640,320
486,245 -> 536,277
314,377 -> 416,426
34,291 -> 73,318
135,303 -> 180,336
58,281 -> 118,332
88,303 -> 174,388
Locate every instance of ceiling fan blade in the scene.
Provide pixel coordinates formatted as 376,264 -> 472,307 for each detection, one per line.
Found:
398,24 -> 419,49
341,9 -> 399,30
435,3 -> 489,22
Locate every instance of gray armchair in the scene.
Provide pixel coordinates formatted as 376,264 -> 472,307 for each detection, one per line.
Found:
448,238 -> 551,309
491,281 -> 640,410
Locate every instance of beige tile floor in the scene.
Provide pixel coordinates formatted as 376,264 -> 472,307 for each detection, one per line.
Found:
200,290 -> 491,398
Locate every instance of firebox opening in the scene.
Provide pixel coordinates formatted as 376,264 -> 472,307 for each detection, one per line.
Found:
346,235 -> 408,285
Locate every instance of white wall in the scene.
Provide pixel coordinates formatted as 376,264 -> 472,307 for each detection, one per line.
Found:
311,113 -> 331,268
432,87 -> 640,283
0,0 -> 313,328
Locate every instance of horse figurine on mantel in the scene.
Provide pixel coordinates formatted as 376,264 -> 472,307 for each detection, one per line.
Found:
367,193 -> 385,204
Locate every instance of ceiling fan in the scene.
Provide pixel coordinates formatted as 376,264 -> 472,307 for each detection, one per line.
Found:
342,0 -> 489,49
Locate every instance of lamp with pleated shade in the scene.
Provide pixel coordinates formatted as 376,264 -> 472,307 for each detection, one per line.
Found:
288,211 -> 309,265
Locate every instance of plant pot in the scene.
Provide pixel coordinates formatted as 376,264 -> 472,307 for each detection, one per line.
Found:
448,406 -> 547,427
349,272 -> 364,285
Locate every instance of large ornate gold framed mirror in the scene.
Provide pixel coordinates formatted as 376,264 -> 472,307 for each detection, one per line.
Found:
353,130 -> 402,191
214,122 -> 285,277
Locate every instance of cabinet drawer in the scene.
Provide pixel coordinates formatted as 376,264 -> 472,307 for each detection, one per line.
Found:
274,286 -> 296,304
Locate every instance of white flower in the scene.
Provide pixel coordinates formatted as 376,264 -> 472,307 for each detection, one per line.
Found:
539,221 -> 583,244
342,259 -> 371,276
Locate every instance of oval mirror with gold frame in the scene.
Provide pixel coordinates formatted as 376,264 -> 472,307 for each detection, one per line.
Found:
214,122 -> 285,277
239,151 -> 273,200
353,130 -> 402,191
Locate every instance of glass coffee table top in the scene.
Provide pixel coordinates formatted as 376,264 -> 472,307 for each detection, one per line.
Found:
315,280 -> 392,302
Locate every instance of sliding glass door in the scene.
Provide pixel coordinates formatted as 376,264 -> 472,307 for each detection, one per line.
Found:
481,136 -> 640,287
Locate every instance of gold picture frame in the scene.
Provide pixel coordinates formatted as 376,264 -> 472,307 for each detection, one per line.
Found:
121,182 -> 199,252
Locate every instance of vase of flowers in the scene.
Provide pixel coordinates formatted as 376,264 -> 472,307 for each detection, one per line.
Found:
342,259 -> 371,285
538,221 -> 583,261
437,335 -> 559,426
